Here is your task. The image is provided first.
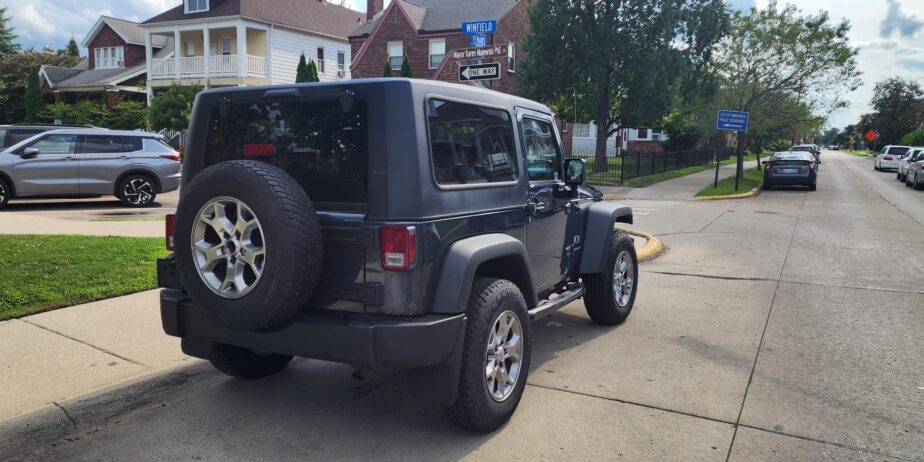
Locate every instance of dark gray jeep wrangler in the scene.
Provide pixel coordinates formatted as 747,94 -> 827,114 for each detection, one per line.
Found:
158,78 -> 637,432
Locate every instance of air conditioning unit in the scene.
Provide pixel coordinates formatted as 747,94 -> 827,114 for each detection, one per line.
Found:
117,60 -> 124,67
337,70 -> 346,78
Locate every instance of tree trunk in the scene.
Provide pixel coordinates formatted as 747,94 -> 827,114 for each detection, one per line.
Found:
735,131 -> 748,191
593,79 -> 611,172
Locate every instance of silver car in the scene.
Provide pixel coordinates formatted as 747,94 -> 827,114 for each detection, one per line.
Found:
896,147 -> 924,182
0,129 -> 181,208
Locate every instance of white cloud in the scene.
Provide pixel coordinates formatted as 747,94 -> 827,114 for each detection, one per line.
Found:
881,0 -> 923,38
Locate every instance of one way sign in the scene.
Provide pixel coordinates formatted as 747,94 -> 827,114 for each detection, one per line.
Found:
459,63 -> 501,82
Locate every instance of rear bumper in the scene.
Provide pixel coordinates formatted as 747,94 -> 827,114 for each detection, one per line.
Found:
160,289 -> 466,370
878,160 -> 900,170
765,173 -> 814,186
159,173 -> 181,193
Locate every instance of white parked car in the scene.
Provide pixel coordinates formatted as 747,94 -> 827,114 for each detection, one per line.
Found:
906,158 -> 924,190
874,145 -> 911,171
897,148 -> 924,182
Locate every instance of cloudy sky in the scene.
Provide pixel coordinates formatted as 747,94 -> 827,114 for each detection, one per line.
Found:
4,0 -> 922,128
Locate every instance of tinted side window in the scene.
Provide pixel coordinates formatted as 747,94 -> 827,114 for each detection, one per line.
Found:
140,138 -> 172,153
0,129 -> 6,148
82,135 -> 126,154
125,137 -> 145,152
9,129 -> 45,147
522,118 -> 561,181
206,99 -> 369,206
427,99 -> 517,186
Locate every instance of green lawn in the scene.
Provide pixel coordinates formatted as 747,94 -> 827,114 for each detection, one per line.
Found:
0,235 -> 168,321
696,166 -> 764,197
846,149 -> 874,157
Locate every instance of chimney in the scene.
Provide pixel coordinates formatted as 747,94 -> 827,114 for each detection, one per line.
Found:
367,0 -> 384,21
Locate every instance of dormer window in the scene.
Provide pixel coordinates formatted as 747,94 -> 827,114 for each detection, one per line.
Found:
95,46 -> 124,69
185,0 -> 209,13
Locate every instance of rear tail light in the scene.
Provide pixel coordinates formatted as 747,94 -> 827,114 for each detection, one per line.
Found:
381,226 -> 416,271
884,156 -> 893,160
243,144 -> 275,157
160,154 -> 181,162
165,214 -> 176,250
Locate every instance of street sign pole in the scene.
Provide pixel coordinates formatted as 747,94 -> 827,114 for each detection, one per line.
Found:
716,110 -> 750,191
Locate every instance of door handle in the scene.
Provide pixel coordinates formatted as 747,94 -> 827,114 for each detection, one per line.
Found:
63,156 -> 76,161
527,200 -> 547,214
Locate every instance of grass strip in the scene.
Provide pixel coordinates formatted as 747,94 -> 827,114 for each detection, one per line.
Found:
696,166 -> 763,197
0,234 -> 167,321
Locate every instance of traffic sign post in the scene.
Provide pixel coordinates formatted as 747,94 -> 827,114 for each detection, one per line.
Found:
459,63 -> 500,82
716,110 -> 750,190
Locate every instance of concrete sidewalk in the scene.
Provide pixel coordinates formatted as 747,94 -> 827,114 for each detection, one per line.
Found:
0,291 -> 191,422
600,160 -> 760,201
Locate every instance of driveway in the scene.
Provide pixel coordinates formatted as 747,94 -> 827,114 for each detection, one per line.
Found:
20,151 -> 924,461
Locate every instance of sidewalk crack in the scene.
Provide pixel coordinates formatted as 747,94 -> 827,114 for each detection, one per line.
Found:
53,402 -> 77,430
20,319 -> 148,368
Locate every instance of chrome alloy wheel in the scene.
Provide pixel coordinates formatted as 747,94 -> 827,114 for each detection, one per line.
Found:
122,178 -> 155,205
612,250 -> 635,307
0,182 -> 6,203
191,197 -> 266,299
484,310 -> 524,402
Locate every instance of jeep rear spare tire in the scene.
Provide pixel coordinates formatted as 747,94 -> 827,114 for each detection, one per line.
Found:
174,160 -> 323,331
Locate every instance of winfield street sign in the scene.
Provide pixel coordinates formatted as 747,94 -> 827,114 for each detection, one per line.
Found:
716,110 -> 750,132
461,20 -> 497,35
459,63 -> 501,82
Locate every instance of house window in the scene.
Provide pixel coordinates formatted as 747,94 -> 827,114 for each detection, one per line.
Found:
573,123 -> 591,138
507,42 -> 516,73
387,41 -> 403,69
317,47 -> 325,74
337,51 -> 345,73
221,37 -> 231,56
186,0 -> 209,13
652,130 -> 662,141
185,42 -> 196,57
94,46 -> 124,69
429,39 -> 445,69
637,128 -> 649,139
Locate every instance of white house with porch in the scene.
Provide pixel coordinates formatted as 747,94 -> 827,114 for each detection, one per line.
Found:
140,0 -> 365,103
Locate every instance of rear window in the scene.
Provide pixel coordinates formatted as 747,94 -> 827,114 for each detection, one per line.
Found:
772,152 -> 813,161
427,99 -> 518,187
8,129 -> 45,147
888,147 -> 910,155
141,138 -> 173,153
205,99 -> 368,206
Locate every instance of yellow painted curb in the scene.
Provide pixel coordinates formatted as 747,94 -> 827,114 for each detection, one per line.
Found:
693,185 -> 762,201
615,226 -> 664,262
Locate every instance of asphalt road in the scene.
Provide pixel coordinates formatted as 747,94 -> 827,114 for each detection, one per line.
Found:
20,151 -> 924,461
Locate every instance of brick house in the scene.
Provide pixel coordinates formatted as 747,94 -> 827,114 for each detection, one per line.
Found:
348,0 -> 529,95
40,16 -> 171,107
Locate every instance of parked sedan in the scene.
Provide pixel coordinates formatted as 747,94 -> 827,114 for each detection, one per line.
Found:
897,148 -> 924,182
763,151 -> 818,191
792,144 -> 820,160
0,128 -> 181,209
906,158 -> 924,190
875,145 -> 911,171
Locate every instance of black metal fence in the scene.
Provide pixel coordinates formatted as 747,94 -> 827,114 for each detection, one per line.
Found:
575,148 -> 735,186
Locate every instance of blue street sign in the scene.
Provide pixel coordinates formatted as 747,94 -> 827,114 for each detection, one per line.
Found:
717,110 -> 749,132
470,33 -> 487,47
462,20 -> 497,35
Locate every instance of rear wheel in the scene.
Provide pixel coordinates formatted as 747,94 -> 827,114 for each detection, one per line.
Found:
915,175 -> 924,191
445,278 -> 530,433
209,343 -> 293,379
897,171 -> 902,180
118,174 -> 157,207
0,177 -> 10,209
809,183 -> 817,191
582,232 -> 638,325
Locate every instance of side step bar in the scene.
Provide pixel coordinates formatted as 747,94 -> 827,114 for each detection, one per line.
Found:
528,283 -> 585,321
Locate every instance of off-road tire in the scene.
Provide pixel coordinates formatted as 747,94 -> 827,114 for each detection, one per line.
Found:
117,174 -> 158,207
445,278 -> 531,433
174,160 -> 323,331
209,343 -> 293,379
582,232 -> 638,325
0,177 -> 10,209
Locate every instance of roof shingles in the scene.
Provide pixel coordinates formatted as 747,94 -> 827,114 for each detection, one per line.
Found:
351,0 -> 520,37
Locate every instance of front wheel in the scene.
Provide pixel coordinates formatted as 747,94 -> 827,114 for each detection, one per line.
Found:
445,278 -> 531,433
582,232 -> 638,325
209,343 -> 293,379
118,174 -> 157,207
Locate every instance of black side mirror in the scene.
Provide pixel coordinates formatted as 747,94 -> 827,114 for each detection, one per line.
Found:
564,158 -> 586,186
761,160 -> 768,165
21,147 -> 39,158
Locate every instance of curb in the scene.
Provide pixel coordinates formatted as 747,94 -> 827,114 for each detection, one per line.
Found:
693,185 -> 762,201
602,194 -> 626,201
615,226 -> 664,262
0,362 -> 211,460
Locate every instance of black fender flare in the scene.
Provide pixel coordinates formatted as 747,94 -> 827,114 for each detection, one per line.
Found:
579,201 -> 634,274
430,233 -> 537,314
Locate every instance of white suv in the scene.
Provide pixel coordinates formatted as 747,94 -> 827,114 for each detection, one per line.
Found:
874,145 -> 911,171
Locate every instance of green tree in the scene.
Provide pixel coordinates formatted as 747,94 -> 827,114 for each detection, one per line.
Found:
383,55 -> 393,76
520,0 -> 728,170
712,2 -> 860,188
23,65 -> 42,122
296,52 -> 310,82
0,7 -> 20,59
306,59 -> 319,82
66,37 -> 80,58
400,55 -> 412,78
859,78 -> 924,145
0,50 -> 81,123
900,129 -> 924,147
148,84 -> 199,131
